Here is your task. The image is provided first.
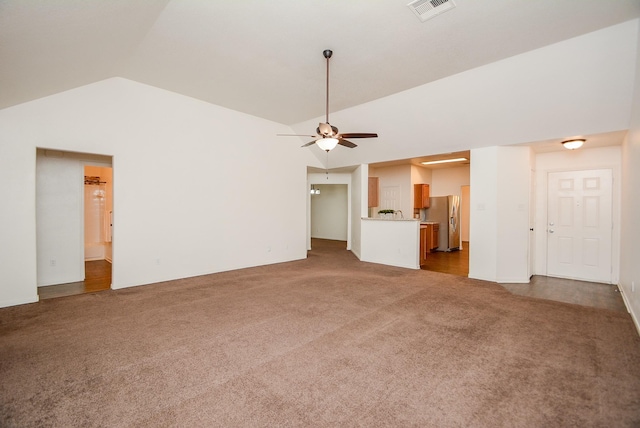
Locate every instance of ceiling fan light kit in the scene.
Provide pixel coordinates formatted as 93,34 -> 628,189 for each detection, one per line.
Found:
316,138 -> 339,151
277,49 -> 378,152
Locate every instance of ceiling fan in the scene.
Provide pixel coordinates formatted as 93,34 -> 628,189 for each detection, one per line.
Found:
278,49 -> 378,151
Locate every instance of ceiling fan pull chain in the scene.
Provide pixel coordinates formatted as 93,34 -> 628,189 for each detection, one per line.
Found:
326,151 -> 329,179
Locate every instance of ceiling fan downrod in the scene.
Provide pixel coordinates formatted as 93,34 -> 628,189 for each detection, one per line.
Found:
323,49 -> 332,125
275,48 -> 377,151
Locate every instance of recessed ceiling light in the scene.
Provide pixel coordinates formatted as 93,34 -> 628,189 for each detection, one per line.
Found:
421,157 -> 468,165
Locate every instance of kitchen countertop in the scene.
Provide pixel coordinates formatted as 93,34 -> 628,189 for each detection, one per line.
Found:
360,218 -> 440,224
361,217 -> 419,221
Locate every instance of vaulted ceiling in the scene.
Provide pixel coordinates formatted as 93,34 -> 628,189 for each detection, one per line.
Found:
1,0 -> 639,125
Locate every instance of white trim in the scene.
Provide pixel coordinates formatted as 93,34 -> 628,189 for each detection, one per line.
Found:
619,287 -> 640,337
0,295 -> 39,308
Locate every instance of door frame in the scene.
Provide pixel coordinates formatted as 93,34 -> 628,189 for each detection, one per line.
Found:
35,149 -> 113,288
307,172 -> 352,251
534,164 -> 620,284
546,168 -> 613,282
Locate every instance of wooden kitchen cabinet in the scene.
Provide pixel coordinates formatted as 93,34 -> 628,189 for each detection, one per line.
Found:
420,223 -> 440,264
368,177 -> 379,208
420,226 -> 428,265
413,184 -> 430,209
430,223 -> 439,250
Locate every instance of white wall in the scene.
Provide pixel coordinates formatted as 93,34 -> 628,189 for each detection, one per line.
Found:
534,146 -> 622,283
297,20 -> 637,169
619,18 -> 640,331
36,150 -> 84,286
430,166 -> 470,197
496,147 -> 532,283
0,78 -> 313,307
368,164 -> 412,217
411,165 -> 432,188
469,148 -> 498,282
470,146 -> 531,283
310,184 -> 348,241
350,165 -> 366,260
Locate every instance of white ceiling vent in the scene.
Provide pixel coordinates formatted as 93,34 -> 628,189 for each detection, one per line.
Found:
407,0 -> 456,22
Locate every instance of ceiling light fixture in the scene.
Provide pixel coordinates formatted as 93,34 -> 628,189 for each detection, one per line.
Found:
561,139 -> 585,150
421,157 -> 468,166
315,137 -> 339,152
310,185 -> 320,195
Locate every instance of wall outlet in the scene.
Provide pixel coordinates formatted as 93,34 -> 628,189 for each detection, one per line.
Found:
155,258 -> 161,265
50,259 -> 56,267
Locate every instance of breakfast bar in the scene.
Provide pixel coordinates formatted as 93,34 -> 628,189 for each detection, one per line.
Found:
360,218 -> 421,269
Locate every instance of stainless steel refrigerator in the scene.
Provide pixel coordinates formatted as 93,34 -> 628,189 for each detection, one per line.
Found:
425,195 -> 460,251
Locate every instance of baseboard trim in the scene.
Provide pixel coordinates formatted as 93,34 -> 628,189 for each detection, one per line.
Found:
619,287 -> 640,337
497,278 -> 530,284
0,295 -> 39,308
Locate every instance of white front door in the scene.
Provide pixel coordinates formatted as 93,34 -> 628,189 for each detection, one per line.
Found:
547,169 -> 612,283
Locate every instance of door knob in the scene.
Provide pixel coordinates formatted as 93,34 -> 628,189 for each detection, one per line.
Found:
549,229 -> 554,234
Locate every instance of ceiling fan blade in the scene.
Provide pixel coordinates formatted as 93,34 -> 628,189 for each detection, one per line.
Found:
338,139 -> 357,148
301,140 -> 317,148
277,133 -> 317,137
339,133 -> 378,139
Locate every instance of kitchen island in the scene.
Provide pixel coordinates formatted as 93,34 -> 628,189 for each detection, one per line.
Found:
360,218 -> 421,269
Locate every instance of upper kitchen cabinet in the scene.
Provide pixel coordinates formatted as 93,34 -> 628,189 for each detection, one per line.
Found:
368,177 -> 379,208
413,184 -> 430,209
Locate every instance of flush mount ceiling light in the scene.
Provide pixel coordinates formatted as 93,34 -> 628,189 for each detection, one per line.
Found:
561,139 -> 585,150
421,157 -> 468,165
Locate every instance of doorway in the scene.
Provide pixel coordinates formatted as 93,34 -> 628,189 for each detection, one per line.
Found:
84,166 -> 113,263
310,184 -> 348,241
546,168 -> 613,283
36,149 -> 113,298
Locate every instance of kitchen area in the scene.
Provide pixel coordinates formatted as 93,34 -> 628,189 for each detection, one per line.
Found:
416,191 -> 461,264
364,155 -> 469,274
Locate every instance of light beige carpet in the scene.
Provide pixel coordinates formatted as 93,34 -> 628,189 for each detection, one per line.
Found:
1,239 -> 639,427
